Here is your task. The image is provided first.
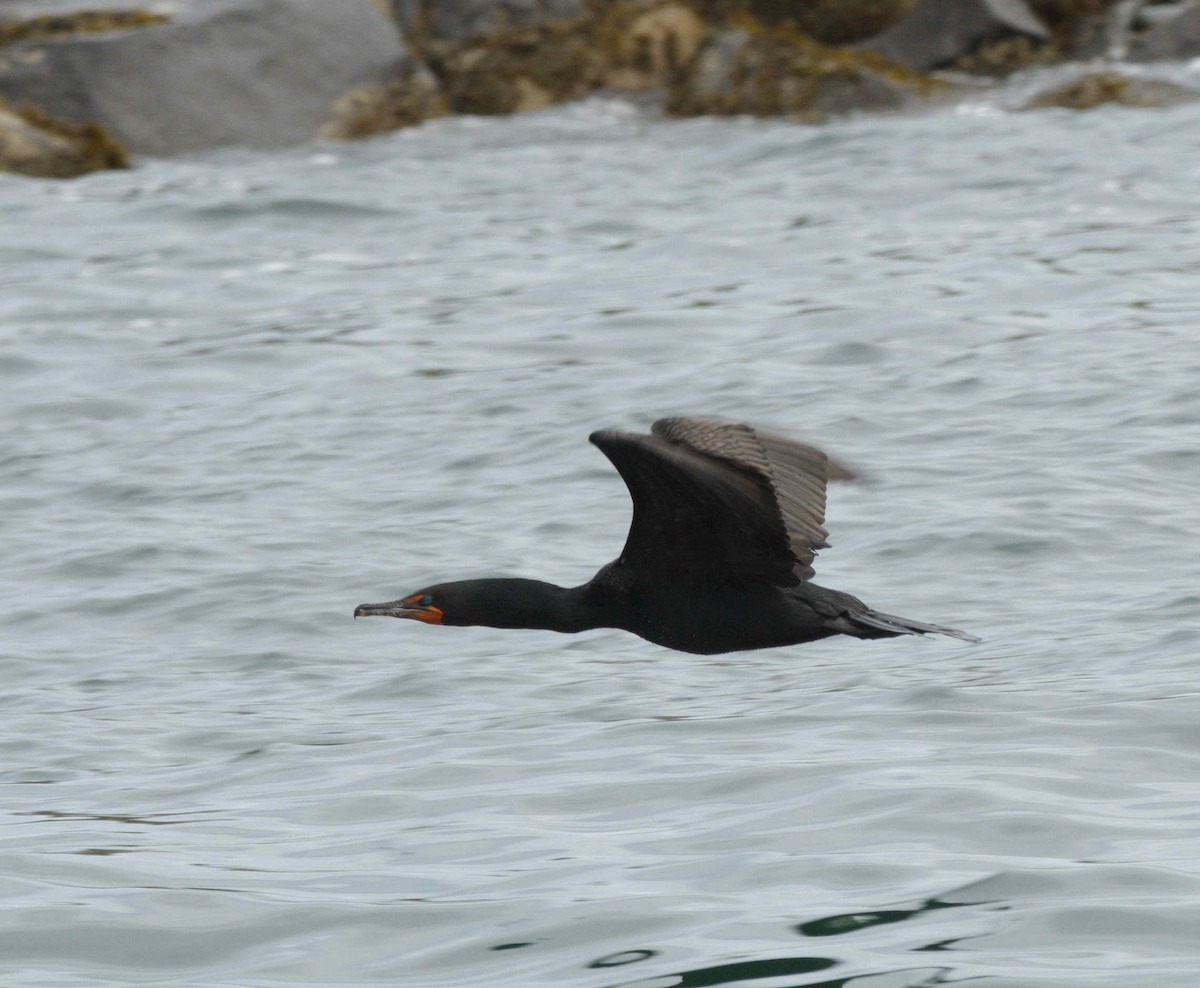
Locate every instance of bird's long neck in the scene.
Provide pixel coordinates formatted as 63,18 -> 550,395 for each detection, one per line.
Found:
456,578 -> 603,634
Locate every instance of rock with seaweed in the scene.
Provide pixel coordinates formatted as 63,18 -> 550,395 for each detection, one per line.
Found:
424,19 -> 606,114
591,2 -> 707,92
395,0 -> 585,42
669,22 -> 947,121
1022,69 -> 1200,108
859,0 -> 1050,71
0,7 -> 170,47
0,98 -> 127,178
0,0 -> 1159,162
0,0 -> 412,155
415,0 -> 712,117
321,64 -> 450,139
742,0 -> 919,44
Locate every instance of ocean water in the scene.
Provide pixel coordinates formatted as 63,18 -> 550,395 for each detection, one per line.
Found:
2,82 -> 1200,987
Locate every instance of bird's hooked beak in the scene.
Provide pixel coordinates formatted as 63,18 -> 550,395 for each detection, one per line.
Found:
353,597 -> 443,624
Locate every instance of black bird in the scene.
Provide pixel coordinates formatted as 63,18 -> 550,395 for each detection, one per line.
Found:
354,417 -> 978,654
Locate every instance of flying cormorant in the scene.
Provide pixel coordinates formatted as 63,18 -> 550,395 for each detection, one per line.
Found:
354,417 -> 978,654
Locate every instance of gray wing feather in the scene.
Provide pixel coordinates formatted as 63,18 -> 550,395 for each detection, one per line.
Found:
590,427 -> 795,587
652,417 -> 830,580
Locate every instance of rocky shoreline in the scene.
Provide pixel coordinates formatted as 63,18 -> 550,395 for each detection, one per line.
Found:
1,0 -> 1199,178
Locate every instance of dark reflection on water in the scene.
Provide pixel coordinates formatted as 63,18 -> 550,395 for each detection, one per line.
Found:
606,954 -> 837,988
605,956 -> 952,988
598,882 -> 997,988
590,949 -> 660,967
16,809 -> 213,826
797,893 -> 982,938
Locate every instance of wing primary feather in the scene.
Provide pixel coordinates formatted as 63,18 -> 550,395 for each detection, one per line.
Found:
649,417 -> 831,581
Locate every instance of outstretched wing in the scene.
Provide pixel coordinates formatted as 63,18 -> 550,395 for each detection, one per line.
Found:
589,417 -> 830,588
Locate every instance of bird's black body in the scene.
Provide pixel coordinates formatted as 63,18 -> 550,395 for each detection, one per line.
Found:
355,417 -> 978,652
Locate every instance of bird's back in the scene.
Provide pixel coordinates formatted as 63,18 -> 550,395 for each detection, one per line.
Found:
591,563 -> 836,654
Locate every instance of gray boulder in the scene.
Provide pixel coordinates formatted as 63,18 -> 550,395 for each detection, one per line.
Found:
860,0 -> 1049,71
0,0 -> 411,155
1130,2 -> 1200,60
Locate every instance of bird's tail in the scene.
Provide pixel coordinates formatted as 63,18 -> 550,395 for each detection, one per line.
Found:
835,607 -> 981,643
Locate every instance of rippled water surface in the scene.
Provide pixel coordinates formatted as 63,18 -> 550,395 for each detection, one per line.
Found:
3,90 -> 1200,986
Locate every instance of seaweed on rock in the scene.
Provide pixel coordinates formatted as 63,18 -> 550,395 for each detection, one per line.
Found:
669,19 -> 947,121
0,99 -> 128,178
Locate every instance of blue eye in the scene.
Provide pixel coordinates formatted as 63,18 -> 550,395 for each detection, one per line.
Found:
421,595 -> 434,606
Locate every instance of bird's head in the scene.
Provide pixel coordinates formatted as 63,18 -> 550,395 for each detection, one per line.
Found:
354,578 -> 586,631
354,586 -> 447,625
